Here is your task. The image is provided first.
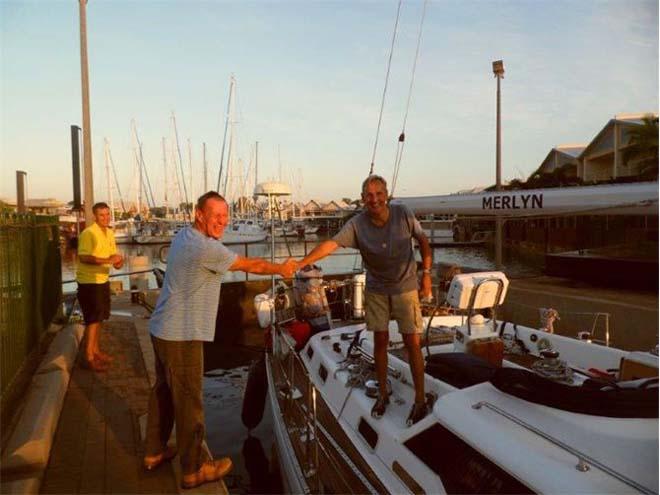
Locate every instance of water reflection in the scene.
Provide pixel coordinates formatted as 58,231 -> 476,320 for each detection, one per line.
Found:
203,366 -> 282,495
242,435 -> 282,494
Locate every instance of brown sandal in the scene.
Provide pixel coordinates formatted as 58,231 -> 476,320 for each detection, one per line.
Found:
371,396 -> 390,419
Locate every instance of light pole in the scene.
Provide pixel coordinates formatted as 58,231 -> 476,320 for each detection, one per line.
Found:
492,60 -> 504,270
78,0 -> 94,225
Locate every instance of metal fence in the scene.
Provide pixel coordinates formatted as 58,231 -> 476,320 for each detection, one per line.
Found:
0,213 -> 62,398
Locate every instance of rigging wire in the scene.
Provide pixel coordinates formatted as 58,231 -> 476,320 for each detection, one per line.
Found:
216,75 -> 235,193
107,145 -> 127,213
369,0 -> 403,176
171,112 -> 191,222
390,0 -> 428,198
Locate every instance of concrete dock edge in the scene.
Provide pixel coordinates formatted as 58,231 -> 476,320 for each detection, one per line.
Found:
0,324 -> 83,493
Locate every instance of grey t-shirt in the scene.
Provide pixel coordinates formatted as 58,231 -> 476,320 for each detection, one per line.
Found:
149,226 -> 238,342
332,203 -> 424,295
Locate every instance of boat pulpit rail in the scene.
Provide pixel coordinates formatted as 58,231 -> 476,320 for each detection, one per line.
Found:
465,277 -> 505,337
446,271 -> 509,336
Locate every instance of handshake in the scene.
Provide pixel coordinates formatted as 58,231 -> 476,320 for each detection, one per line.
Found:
277,258 -> 303,279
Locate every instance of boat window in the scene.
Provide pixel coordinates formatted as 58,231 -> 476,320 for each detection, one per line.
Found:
358,418 -> 378,449
306,346 -> 314,360
318,364 -> 327,383
404,423 -> 533,494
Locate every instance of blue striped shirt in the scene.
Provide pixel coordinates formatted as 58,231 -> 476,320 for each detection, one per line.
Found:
149,226 -> 237,342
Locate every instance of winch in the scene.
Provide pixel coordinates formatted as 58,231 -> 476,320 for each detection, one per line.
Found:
531,349 -> 574,383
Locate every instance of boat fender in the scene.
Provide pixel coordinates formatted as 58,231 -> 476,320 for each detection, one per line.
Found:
241,356 -> 268,430
283,320 -> 311,351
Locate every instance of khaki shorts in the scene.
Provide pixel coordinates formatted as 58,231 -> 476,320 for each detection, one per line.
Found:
365,290 -> 423,334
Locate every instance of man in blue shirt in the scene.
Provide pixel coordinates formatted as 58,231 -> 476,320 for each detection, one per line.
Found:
144,191 -> 296,489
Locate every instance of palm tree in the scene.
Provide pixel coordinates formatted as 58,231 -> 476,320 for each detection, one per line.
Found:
623,114 -> 658,180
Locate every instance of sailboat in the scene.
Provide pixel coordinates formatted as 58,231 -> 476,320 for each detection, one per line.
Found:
216,76 -> 268,245
252,271 -> 658,494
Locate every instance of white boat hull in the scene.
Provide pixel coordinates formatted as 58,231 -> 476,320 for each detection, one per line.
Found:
265,354 -> 311,494
222,232 -> 267,244
265,314 -> 658,494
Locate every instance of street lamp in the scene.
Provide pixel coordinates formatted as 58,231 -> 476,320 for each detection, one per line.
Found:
492,60 -> 504,190
492,60 -> 504,269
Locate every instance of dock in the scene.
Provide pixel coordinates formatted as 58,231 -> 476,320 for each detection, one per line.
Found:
1,292 -> 228,495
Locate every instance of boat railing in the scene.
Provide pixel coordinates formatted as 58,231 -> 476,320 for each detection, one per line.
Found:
471,401 -> 657,495
272,326 -> 380,495
505,300 -> 612,347
158,239 -> 362,281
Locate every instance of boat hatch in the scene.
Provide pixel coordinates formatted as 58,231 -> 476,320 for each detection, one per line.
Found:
405,422 -> 533,494
434,382 -> 658,493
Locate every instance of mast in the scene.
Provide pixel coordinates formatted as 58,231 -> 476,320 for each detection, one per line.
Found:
222,82 -> 235,199
169,133 -> 183,218
103,138 -> 115,222
106,141 -> 126,214
171,112 -> 190,221
188,138 -> 193,206
134,122 -> 156,209
203,142 -> 208,193
255,141 -> 259,188
216,75 -> 235,192
131,120 -> 142,217
162,137 -> 168,216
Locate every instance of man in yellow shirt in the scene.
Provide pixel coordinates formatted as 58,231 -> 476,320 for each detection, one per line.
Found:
76,202 -> 124,371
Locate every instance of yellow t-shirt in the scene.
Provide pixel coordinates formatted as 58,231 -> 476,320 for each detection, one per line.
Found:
76,223 -> 117,284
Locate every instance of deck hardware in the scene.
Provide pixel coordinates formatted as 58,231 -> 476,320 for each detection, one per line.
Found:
576,458 -> 590,472
464,277 -> 505,336
536,337 -> 552,352
472,401 -> 656,495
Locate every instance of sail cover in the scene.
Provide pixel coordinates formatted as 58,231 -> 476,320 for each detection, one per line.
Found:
394,182 -> 658,217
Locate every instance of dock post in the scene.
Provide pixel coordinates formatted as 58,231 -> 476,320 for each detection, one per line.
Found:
16,171 -> 27,213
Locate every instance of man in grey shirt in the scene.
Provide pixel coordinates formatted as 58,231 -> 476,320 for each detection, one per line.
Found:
300,175 -> 432,425
144,191 -> 296,489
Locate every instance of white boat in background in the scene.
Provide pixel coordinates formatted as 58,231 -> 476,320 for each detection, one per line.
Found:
395,181 -> 659,217
222,219 -> 268,245
253,271 -> 658,494
133,220 -> 184,244
273,224 -> 299,238
112,220 -> 136,244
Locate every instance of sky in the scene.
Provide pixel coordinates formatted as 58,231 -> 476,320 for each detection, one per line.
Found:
1,0 -> 658,205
